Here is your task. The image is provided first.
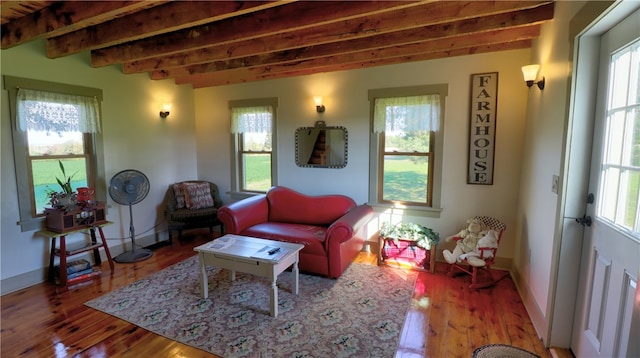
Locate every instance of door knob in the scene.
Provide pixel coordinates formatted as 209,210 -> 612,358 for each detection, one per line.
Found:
575,215 -> 592,227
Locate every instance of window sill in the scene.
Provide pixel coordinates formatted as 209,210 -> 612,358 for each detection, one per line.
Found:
367,203 -> 443,218
17,216 -> 46,232
228,191 -> 264,201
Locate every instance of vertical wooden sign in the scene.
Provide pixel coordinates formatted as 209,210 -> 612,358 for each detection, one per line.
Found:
468,72 -> 498,185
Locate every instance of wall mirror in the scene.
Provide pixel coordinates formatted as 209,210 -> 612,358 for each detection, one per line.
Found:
295,121 -> 347,168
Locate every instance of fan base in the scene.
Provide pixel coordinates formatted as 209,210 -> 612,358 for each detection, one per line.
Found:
114,248 -> 153,263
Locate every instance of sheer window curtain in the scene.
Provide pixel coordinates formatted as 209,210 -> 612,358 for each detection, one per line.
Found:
373,94 -> 440,133
230,105 -> 273,134
16,88 -> 101,133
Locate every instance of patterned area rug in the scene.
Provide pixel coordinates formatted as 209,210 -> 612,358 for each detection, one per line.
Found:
473,344 -> 540,358
85,256 -> 417,357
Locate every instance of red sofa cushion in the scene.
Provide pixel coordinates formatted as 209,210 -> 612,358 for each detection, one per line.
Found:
267,186 -> 356,226
241,222 -> 327,256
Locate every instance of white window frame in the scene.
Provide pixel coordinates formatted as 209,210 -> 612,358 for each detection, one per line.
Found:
368,84 -> 447,216
4,76 -> 105,232
228,98 -> 278,194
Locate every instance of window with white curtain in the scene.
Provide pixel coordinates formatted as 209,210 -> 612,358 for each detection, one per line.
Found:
229,98 -> 278,193
4,76 -> 104,231
369,85 -> 447,210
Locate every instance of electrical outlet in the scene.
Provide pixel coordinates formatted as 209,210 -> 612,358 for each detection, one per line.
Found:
551,175 -> 559,194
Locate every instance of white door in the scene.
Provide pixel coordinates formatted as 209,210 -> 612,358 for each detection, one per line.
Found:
572,8 -> 640,358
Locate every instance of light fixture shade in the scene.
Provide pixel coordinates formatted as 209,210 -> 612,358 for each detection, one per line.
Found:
521,65 -> 540,82
313,96 -> 325,113
160,103 -> 172,118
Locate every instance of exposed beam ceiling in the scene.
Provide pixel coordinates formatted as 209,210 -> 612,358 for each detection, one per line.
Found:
1,1 -> 555,88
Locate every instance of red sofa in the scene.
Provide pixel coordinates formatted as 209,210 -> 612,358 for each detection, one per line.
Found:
218,186 -> 374,278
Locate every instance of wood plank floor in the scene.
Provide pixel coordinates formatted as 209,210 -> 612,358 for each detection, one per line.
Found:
2,230 -> 557,357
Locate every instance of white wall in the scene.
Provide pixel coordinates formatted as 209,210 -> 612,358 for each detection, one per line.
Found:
195,49 -> 531,264
1,40 -> 198,293
513,0 -> 592,344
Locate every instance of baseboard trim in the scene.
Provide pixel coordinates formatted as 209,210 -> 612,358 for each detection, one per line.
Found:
0,269 -> 46,295
0,232 -> 170,296
511,266 -> 548,343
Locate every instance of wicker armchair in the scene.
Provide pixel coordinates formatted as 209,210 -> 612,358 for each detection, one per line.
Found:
165,181 -> 223,243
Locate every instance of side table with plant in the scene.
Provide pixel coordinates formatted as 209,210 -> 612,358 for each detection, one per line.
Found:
378,222 -> 440,273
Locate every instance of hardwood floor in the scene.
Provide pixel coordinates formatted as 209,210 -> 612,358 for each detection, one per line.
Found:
2,230 -> 555,357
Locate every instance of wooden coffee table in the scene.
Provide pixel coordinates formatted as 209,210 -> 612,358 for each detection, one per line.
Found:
194,234 -> 304,317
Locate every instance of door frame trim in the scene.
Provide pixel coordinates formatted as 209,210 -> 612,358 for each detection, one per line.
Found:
550,0 -> 640,349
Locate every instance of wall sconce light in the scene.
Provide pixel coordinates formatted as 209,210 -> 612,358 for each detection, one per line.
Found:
521,64 -> 545,90
313,96 -> 325,113
159,104 -> 172,118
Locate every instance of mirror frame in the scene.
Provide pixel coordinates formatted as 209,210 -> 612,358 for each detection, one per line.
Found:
295,121 -> 348,169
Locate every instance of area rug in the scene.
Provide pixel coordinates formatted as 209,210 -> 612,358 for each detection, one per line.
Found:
85,256 -> 417,357
472,344 -> 540,358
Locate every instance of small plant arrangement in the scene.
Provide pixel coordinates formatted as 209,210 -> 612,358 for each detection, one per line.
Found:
46,160 -> 78,211
55,160 -> 75,195
379,222 -> 440,250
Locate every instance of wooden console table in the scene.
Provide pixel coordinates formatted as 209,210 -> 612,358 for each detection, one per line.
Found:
38,222 -> 114,292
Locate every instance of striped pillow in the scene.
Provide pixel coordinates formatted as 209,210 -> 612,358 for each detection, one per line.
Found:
183,182 -> 214,210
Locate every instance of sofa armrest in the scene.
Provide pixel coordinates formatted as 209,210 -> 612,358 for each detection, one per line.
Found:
218,194 -> 269,234
325,204 -> 374,245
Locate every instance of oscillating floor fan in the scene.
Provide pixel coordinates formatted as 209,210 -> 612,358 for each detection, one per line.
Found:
109,169 -> 152,263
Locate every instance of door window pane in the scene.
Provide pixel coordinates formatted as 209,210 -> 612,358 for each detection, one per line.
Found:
598,39 -> 640,234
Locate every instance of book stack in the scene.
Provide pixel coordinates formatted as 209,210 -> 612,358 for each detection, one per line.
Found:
54,259 -> 94,283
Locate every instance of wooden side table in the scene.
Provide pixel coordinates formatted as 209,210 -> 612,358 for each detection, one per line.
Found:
378,236 -> 436,273
37,221 -> 114,292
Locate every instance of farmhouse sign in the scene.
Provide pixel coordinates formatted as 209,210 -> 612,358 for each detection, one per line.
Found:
468,72 -> 498,185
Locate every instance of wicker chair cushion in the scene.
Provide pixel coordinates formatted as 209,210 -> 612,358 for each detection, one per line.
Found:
169,207 -> 218,222
173,182 -> 215,210
184,182 -> 214,209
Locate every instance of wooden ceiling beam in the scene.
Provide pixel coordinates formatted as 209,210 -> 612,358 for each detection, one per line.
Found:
1,1 -> 556,88
45,1 -> 289,58
91,1 -> 427,67
169,26 -> 539,81
183,41 -> 532,88
0,1 -> 51,25
1,1 -> 166,49
149,6 -> 552,79
123,1 -> 553,74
